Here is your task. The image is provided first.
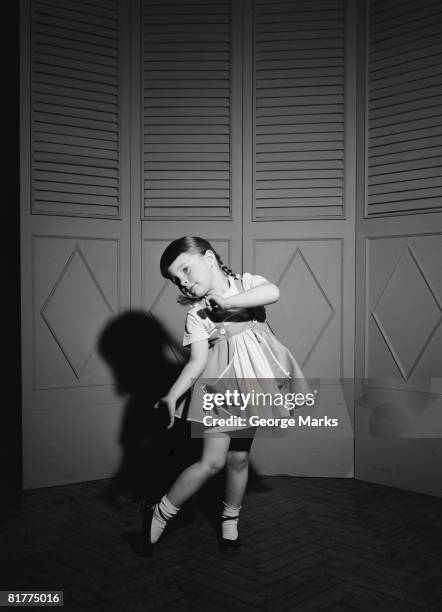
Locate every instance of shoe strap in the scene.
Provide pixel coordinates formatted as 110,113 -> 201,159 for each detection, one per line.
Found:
156,503 -> 170,523
221,515 -> 239,522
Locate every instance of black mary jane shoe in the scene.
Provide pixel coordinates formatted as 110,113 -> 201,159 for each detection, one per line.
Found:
138,500 -> 155,557
219,515 -> 241,552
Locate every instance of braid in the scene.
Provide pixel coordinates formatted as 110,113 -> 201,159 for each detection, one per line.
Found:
215,255 -> 241,280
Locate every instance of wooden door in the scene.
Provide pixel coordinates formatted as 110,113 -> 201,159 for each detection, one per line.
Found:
241,0 -> 357,476
137,0 -> 244,358
355,0 -> 442,497
20,0 -> 132,488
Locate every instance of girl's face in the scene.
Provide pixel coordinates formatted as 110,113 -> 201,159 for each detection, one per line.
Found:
167,250 -> 215,298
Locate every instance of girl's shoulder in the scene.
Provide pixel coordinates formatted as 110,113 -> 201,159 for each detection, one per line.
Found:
186,298 -> 209,322
241,272 -> 269,290
182,300 -> 213,346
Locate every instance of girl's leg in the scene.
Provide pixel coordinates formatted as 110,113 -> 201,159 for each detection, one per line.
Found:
148,433 -> 232,544
225,449 -> 251,508
221,430 -> 257,546
167,432 -> 231,507
224,429 -> 257,507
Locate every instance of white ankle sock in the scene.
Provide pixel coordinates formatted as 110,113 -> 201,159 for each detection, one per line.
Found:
221,501 -> 241,540
150,495 -> 180,543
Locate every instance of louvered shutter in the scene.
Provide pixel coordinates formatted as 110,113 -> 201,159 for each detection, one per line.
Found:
253,0 -> 345,219
367,0 -> 442,216
142,0 -> 232,219
31,0 -> 121,218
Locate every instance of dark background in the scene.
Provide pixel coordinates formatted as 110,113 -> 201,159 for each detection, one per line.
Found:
4,1 -> 21,494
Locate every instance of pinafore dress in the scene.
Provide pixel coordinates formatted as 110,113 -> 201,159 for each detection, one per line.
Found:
175,275 -> 312,434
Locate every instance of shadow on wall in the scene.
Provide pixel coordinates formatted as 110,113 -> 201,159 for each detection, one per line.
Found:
97,310 -> 200,504
357,382 -> 441,439
97,310 -> 267,520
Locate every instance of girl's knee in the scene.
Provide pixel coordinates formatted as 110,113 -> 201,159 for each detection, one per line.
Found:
227,451 -> 249,471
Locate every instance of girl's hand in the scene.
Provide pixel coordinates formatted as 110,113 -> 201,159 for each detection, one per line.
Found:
205,294 -> 229,311
154,395 -> 176,429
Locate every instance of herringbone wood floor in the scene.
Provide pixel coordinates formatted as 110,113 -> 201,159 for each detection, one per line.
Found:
1,476 -> 441,612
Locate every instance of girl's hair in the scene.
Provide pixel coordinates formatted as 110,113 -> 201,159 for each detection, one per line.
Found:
160,236 -> 240,305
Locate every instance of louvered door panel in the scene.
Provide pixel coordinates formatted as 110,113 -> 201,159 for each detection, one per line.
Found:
21,0 -> 131,488
142,0 -> 232,219
243,0 -> 356,477
367,0 -> 442,216
31,0 -> 121,218
355,0 -> 442,496
253,0 -> 345,219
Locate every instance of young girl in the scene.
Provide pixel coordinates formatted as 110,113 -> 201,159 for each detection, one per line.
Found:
139,236 -> 311,555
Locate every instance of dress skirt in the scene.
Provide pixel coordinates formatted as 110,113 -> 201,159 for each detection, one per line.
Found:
175,317 -> 313,434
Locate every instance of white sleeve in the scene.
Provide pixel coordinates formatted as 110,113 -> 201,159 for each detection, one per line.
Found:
182,310 -> 210,346
242,272 -> 270,290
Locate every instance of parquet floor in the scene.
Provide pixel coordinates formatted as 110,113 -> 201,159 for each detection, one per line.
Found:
1,475 -> 441,611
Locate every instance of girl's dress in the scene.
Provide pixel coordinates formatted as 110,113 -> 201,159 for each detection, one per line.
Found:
175,273 -> 312,434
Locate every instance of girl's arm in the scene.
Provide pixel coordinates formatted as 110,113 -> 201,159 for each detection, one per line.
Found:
155,338 -> 209,428
209,282 -> 280,310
